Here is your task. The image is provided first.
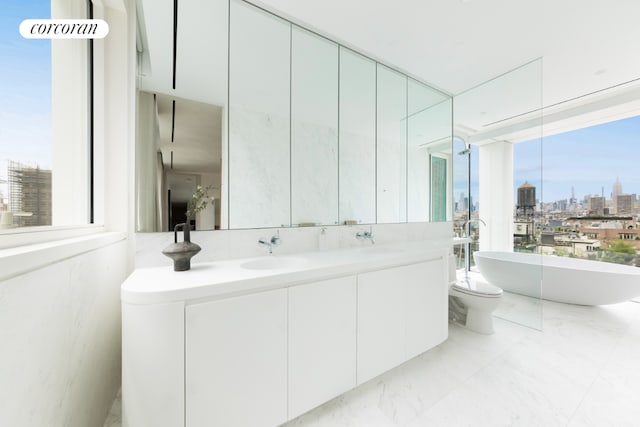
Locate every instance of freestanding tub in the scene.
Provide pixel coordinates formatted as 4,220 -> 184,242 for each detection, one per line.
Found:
474,251 -> 640,305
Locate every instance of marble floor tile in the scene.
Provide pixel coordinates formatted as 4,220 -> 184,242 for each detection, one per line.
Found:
568,375 -> 640,427
494,291 -> 544,330
104,298 -> 640,427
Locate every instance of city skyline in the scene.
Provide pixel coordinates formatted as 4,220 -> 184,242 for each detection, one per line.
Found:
514,114 -> 640,204
457,113 -> 640,212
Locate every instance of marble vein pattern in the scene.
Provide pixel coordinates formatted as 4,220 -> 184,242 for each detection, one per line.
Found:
134,222 -> 451,269
338,130 -> 376,225
291,121 -> 339,226
229,107 -> 291,229
106,295 -> 640,427
103,389 -> 122,427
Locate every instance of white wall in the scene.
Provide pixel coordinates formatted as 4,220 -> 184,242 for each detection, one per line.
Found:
0,240 -> 128,426
136,222 -> 453,268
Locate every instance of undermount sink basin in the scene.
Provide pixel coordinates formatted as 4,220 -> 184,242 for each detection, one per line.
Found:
241,257 -> 307,270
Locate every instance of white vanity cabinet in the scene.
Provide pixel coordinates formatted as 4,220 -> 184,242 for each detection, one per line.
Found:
405,259 -> 448,360
357,259 -> 447,384
357,265 -> 407,383
185,289 -> 288,427
288,276 -> 357,418
121,243 -> 449,427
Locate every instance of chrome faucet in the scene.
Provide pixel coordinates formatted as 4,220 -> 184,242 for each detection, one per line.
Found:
462,218 -> 486,237
258,230 -> 281,254
355,226 -> 375,244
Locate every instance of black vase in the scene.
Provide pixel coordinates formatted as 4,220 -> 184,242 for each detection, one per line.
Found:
162,222 -> 202,271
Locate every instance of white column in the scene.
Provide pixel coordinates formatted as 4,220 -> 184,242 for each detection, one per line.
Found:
478,140 -> 513,252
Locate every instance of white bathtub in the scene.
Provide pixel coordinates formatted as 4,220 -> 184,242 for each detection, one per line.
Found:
474,251 -> 640,305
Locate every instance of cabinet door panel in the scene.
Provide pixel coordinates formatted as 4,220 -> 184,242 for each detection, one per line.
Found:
185,289 -> 287,427
357,267 -> 406,384
288,276 -> 357,418
405,259 -> 448,359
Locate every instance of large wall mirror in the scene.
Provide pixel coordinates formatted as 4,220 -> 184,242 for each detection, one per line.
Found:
135,0 -> 452,231
408,79 -> 453,222
339,48 -> 377,225
135,0 -> 227,232
291,26 -> 339,227
228,0 -> 291,229
136,93 -> 223,232
377,65 -> 407,224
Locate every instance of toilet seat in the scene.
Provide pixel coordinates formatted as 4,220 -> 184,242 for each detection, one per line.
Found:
451,279 -> 502,298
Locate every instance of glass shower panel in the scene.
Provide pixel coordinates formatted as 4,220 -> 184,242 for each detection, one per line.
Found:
452,137 -> 470,271
453,59 -> 543,330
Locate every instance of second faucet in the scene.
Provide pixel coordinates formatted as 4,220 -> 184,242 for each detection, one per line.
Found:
258,230 -> 281,254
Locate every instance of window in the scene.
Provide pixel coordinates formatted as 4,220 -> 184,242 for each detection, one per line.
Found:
0,0 -> 92,231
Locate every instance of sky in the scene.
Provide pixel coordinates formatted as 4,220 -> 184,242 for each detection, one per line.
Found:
515,114 -> 640,203
0,0 -> 52,195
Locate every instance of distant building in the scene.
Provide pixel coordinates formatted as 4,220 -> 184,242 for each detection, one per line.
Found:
540,231 -> 600,256
514,221 -> 534,236
612,177 -> 623,213
570,186 -> 577,205
516,181 -> 536,219
616,194 -> 635,215
7,161 -> 52,227
553,199 -> 568,212
571,239 -> 601,256
582,226 -> 640,251
0,189 -> 7,212
588,196 -> 605,215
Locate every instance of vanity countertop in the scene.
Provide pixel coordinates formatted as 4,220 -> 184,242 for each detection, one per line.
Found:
122,239 -> 453,305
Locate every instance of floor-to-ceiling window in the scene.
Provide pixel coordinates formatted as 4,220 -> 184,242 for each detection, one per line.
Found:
0,0 -> 92,232
519,114 -> 640,267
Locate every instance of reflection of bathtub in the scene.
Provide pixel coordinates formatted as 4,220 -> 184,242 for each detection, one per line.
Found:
474,251 -> 640,305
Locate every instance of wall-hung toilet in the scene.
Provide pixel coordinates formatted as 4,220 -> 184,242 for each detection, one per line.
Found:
448,255 -> 503,334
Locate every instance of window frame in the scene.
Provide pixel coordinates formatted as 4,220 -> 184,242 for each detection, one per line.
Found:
0,0 -> 96,241
0,0 -> 134,281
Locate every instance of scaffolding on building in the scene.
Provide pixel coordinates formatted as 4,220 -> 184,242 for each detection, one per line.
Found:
7,160 -> 52,227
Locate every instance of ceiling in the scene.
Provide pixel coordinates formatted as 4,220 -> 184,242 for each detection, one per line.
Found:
255,0 -> 640,106
156,93 -> 222,174
255,0 -> 640,142
137,0 -> 640,145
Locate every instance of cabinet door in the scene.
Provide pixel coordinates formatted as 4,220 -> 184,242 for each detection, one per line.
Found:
185,289 -> 287,427
405,259 -> 448,359
288,276 -> 357,418
357,259 -> 448,384
357,266 -> 406,384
